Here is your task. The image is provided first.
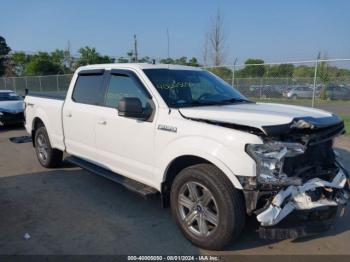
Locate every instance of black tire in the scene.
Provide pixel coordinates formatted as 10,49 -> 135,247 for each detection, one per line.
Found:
170,163 -> 245,250
34,126 -> 63,168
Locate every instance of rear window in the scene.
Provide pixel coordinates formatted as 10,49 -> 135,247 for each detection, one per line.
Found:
72,74 -> 106,105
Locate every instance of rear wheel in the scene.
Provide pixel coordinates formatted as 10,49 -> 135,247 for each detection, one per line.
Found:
170,163 -> 245,250
34,126 -> 63,168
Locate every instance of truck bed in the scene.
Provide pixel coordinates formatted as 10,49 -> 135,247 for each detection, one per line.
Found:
27,91 -> 66,100
24,94 -> 66,151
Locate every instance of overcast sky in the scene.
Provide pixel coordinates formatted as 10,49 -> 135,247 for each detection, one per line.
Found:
1,0 -> 349,64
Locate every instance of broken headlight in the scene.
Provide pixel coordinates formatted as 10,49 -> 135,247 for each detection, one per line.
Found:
246,142 -> 306,187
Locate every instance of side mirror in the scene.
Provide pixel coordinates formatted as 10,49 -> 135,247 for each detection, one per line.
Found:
118,97 -> 151,120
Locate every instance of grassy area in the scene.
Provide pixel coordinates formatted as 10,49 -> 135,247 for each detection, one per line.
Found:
340,115 -> 350,136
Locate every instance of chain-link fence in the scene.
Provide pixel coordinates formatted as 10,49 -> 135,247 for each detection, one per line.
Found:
1,59 -> 349,113
0,74 -> 73,96
205,59 -> 350,112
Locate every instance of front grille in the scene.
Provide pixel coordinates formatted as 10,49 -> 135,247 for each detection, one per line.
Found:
308,122 -> 345,146
280,120 -> 345,181
0,112 -> 24,122
283,139 -> 337,181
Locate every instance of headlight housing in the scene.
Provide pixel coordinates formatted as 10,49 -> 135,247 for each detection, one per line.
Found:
246,141 -> 306,188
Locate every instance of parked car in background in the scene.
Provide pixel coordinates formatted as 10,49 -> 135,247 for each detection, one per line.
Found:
0,90 -> 24,126
284,86 -> 318,99
324,85 -> 350,100
248,85 -> 282,98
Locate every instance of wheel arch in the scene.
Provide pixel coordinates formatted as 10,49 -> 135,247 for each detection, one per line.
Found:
31,117 -> 45,147
160,154 -> 243,208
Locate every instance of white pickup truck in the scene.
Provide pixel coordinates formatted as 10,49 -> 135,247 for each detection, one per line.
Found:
25,63 -> 349,250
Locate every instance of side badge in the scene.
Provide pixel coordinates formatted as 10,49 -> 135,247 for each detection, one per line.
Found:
158,124 -> 177,133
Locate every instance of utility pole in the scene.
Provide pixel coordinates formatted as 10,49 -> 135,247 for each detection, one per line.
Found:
134,34 -> 138,62
166,28 -> 170,59
65,40 -> 72,70
231,57 -> 238,87
312,52 -> 321,108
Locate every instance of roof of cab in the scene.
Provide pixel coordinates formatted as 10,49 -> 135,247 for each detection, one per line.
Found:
0,90 -> 15,93
77,63 -> 203,71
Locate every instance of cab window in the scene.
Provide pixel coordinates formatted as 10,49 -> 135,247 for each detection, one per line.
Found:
72,73 -> 106,105
105,73 -> 149,108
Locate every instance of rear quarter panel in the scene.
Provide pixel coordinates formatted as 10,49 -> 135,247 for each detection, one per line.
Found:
25,96 -> 65,150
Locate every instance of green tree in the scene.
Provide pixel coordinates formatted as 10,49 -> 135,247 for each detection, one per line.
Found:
318,61 -> 330,100
138,56 -> 151,63
25,52 -> 63,75
187,57 -> 200,67
9,51 -> 29,76
266,64 -> 294,77
76,46 -> 114,66
51,49 -> 65,64
318,61 -> 329,85
117,57 -> 129,63
208,67 -> 232,83
127,50 -> 134,62
292,65 -> 315,78
159,56 -> 200,67
51,49 -> 73,73
160,57 -> 175,64
175,57 -> 188,65
236,59 -> 265,77
0,36 -> 11,76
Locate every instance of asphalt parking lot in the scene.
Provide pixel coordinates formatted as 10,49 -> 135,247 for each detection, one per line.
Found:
0,127 -> 349,255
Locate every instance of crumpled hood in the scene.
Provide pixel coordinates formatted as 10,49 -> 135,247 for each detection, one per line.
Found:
179,102 -> 342,135
0,100 -> 24,114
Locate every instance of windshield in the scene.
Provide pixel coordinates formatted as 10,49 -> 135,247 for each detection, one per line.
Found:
143,69 -> 250,108
0,92 -> 22,101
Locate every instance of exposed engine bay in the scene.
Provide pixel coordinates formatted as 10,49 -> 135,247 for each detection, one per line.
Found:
243,118 -> 349,239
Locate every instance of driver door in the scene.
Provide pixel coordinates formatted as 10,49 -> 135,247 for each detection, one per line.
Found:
94,70 -> 156,185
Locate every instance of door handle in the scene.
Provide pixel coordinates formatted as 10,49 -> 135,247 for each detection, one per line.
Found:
66,112 -> 72,118
98,119 -> 107,125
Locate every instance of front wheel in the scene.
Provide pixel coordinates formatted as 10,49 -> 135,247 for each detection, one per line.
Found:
170,164 -> 245,250
34,126 -> 63,168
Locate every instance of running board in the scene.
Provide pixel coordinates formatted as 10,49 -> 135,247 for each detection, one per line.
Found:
65,156 -> 158,199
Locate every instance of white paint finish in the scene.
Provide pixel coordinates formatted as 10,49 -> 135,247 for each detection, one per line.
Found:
94,105 -> 158,188
24,63 -> 340,193
179,102 -> 334,130
62,100 -> 100,160
75,63 -> 202,71
153,109 -> 262,190
24,97 -> 65,150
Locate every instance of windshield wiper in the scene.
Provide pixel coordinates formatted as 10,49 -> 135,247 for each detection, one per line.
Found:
217,98 -> 253,104
178,101 -> 221,108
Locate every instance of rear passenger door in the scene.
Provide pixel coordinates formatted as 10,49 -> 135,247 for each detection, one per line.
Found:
63,69 -> 107,162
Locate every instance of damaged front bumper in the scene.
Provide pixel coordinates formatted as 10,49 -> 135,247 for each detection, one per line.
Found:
240,114 -> 348,239
256,167 -> 349,227
241,162 -> 349,240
